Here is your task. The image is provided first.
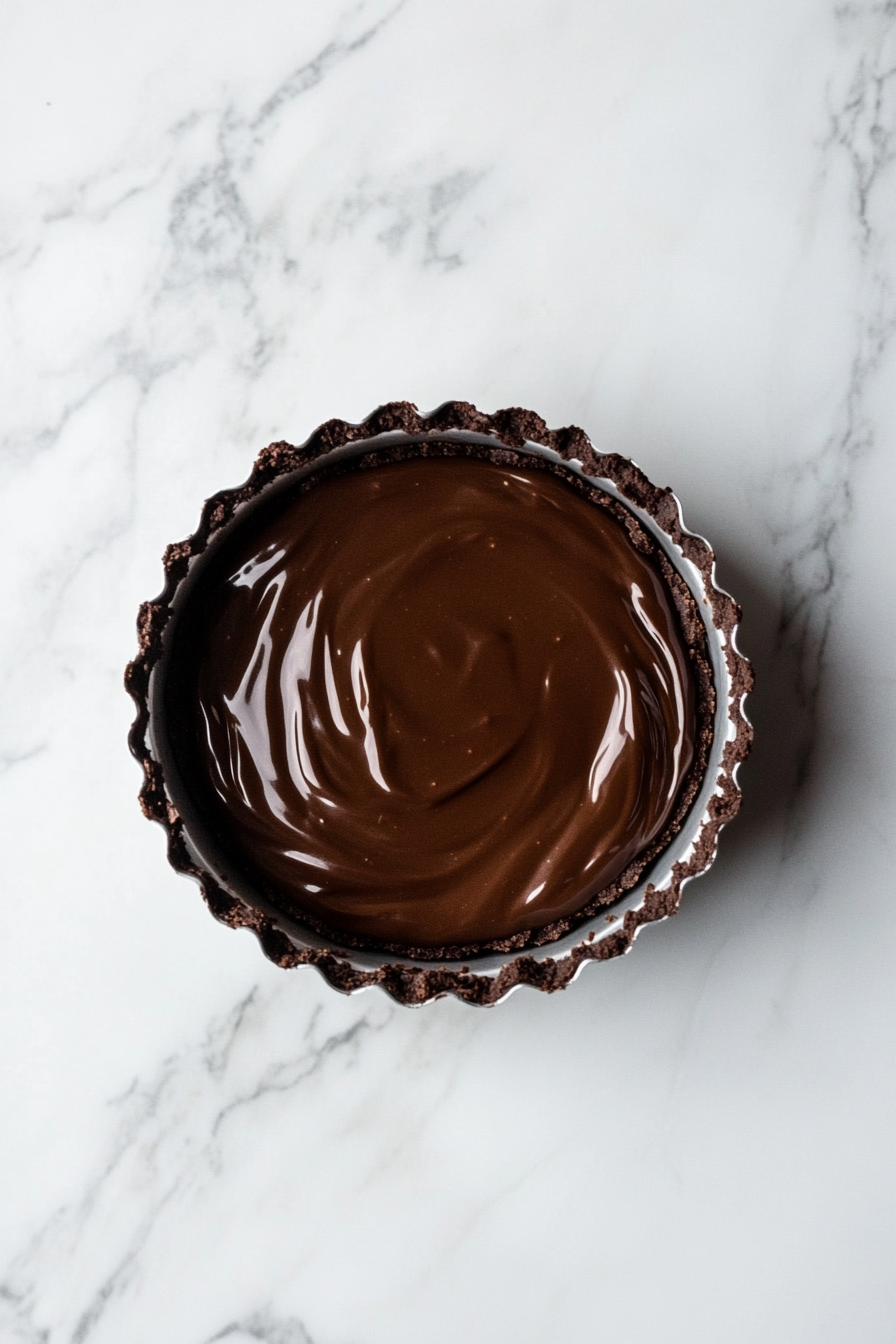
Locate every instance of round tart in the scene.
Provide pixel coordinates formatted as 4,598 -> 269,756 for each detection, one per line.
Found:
126,402 -> 752,1005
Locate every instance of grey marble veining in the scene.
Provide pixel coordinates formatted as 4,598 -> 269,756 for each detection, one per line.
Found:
772,3 -> 896,812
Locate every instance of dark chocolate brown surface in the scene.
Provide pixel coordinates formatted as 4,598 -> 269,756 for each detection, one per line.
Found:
160,453 -> 698,949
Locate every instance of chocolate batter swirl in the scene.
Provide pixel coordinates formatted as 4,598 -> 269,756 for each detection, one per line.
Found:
162,455 -> 697,949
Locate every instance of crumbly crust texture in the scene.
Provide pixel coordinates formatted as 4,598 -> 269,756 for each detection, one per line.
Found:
126,401 -> 753,1006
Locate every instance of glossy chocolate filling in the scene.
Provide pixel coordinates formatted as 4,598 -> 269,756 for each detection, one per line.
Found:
160,453 -> 698,950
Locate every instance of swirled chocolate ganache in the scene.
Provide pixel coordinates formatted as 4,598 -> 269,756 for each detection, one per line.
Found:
158,448 -> 702,953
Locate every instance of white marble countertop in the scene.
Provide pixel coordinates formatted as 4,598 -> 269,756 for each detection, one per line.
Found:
2,2 -> 896,1340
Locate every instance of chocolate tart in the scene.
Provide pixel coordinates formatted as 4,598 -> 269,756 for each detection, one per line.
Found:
126,401 -> 752,1006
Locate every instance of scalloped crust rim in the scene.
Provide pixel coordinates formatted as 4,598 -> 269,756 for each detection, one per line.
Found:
125,400 -> 753,1007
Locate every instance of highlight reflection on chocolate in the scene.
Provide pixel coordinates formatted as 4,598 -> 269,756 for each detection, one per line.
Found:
161,453 -> 699,950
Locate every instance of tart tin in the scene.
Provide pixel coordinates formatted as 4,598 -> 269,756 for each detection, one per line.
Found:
126,402 -> 752,1006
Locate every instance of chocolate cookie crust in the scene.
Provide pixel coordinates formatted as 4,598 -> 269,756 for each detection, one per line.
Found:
126,401 -> 752,1005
